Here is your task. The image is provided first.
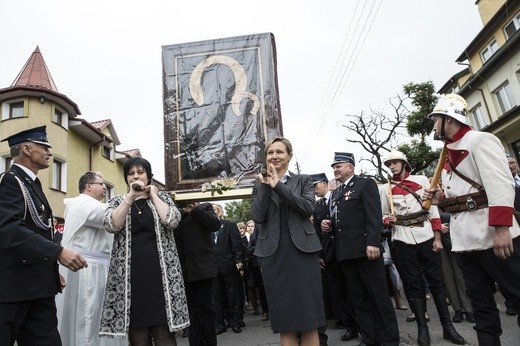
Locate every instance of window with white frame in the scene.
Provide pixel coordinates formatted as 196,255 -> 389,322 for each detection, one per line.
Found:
102,145 -> 113,160
481,39 -> 499,63
104,183 -> 115,201
5,101 -> 25,120
469,104 -> 488,130
52,107 -> 68,129
51,159 -> 67,192
1,156 -> 12,173
495,82 -> 517,114
505,12 -> 520,39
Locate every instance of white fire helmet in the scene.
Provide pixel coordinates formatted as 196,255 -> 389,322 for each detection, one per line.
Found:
427,94 -> 468,125
383,149 -> 412,171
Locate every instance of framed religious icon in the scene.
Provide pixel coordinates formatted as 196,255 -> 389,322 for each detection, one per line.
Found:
162,32 -> 283,191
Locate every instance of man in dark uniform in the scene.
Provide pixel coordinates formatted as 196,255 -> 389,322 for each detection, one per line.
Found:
310,173 -> 331,346
212,203 -> 245,334
321,152 -> 399,346
507,153 -> 520,215
0,126 -> 87,345
311,173 -> 359,344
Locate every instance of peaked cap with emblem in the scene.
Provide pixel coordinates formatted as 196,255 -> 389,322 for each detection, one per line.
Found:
310,173 -> 328,185
1,125 -> 52,148
331,152 -> 355,167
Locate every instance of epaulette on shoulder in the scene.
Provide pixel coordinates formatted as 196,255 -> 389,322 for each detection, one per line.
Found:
0,171 -> 15,185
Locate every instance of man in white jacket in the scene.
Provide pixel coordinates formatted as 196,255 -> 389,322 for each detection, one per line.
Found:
56,171 -> 126,346
424,94 -> 520,346
380,149 -> 464,346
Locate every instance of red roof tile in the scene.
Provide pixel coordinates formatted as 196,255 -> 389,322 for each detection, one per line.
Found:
11,46 -> 58,92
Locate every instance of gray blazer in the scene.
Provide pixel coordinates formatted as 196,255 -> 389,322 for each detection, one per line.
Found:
251,172 -> 322,257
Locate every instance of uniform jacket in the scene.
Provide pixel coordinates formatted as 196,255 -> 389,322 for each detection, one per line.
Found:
99,192 -> 189,338
380,173 -> 442,245
442,127 -> 520,251
331,175 -> 383,261
0,164 -> 62,302
252,172 -> 322,257
514,177 -> 520,212
174,203 -> 221,282
214,219 -> 244,275
313,191 -> 336,262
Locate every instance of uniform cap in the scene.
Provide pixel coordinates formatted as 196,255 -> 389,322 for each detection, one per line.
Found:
331,152 -> 355,167
310,173 -> 328,185
1,125 -> 52,148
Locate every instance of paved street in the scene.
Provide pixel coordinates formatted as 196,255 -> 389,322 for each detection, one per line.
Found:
177,293 -> 519,345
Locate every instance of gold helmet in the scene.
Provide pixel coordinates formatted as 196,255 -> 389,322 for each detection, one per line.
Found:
427,94 -> 468,125
383,149 -> 411,171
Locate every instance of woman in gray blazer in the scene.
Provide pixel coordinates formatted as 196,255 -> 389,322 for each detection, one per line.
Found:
252,137 -> 325,346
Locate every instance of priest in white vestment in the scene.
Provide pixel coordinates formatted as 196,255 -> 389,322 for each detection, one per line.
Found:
56,172 -> 127,346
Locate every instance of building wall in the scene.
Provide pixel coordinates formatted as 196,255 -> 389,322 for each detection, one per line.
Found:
0,95 -> 129,219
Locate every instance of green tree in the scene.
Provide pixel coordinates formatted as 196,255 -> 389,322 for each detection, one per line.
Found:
224,199 -> 252,223
399,81 -> 440,174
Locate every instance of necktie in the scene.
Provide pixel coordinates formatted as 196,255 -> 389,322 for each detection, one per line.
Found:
34,177 -> 42,190
320,197 -> 327,206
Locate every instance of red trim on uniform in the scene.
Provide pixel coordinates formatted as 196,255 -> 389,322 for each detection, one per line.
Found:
430,218 -> 442,231
489,206 -> 514,227
446,126 -> 472,143
447,148 -> 470,168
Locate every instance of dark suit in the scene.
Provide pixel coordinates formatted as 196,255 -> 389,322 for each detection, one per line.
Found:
174,203 -> 221,346
514,177 -> 520,212
252,172 -> 325,332
247,231 -> 269,314
0,164 -> 63,345
252,173 -> 322,257
313,195 -> 358,332
331,175 -> 399,345
213,219 -> 244,329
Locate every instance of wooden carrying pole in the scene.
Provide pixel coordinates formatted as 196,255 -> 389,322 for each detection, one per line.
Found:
422,145 -> 448,210
388,175 -> 395,215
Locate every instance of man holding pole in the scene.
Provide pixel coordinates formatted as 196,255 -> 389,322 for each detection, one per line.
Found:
424,94 -> 520,345
380,149 -> 465,346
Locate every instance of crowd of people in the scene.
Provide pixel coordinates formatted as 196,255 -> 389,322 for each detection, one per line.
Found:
1,92 -> 520,346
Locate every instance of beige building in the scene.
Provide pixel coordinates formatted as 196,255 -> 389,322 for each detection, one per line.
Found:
439,0 -> 520,160
0,47 -> 144,223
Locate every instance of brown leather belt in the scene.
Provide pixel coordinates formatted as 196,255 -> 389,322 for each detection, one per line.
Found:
441,190 -> 488,213
395,210 -> 428,227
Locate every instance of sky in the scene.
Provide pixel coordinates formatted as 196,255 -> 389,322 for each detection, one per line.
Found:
0,0 -> 484,184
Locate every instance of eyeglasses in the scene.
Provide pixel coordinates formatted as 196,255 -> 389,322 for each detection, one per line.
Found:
90,182 -> 106,187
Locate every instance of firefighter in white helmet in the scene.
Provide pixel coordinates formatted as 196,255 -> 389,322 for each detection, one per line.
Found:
380,149 -> 465,346
423,94 -> 520,345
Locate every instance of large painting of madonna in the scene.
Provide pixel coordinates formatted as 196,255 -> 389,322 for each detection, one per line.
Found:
162,32 -> 283,191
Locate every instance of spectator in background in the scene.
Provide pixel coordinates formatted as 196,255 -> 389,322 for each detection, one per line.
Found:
56,171 -> 126,346
236,222 -> 249,318
212,203 -> 245,334
252,137 -> 325,346
99,157 -> 188,345
246,220 -> 269,320
437,208 -> 474,324
507,153 -> 520,219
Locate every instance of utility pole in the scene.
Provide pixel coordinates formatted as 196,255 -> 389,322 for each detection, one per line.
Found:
294,155 -> 301,174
